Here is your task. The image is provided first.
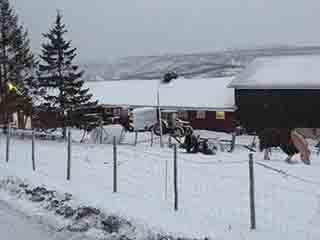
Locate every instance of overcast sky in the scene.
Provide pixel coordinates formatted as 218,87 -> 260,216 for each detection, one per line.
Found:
11,0 -> 320,63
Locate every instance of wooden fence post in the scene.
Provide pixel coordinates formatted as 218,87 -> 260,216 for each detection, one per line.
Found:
67,129 -> 71,181
229,132 -> 236,152
134,131 -> 138,146
249,153 -> 256,229
173,144 -> 178,211
32,130 -> 36,171
99,121 -> 103,144
150,130 -> 154,147
113,136 -> 117,193
6,123 -> 10,163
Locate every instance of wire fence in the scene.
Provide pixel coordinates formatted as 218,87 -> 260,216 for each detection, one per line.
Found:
255,160 -> 320,186
1,128 -> 320,235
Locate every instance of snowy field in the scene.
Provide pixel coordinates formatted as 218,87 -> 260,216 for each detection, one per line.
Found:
1,128 -> 320,239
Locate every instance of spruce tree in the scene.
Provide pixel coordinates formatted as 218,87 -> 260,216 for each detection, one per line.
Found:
11,25 -> 38,98
0,0 -> 36,129
38,11 -> 97,138
10,25 -> 38,128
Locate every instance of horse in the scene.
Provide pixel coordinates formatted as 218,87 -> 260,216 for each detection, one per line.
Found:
257,128 -> 318,165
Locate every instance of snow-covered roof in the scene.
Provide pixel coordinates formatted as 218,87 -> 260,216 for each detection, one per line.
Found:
228,55 -> 320,89
84,77 -> 235,111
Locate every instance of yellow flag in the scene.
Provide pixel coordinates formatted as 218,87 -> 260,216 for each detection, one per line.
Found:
7,83 -> 22,95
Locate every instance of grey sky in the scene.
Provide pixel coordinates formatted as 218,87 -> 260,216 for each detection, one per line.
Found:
11,0 -> 320,63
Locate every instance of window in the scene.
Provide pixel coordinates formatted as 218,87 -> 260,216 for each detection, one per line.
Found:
196,111 -> 206,119
216,111 -> 225,120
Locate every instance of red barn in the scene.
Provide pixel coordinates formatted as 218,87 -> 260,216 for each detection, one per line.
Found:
228,55 -> 320,131
84,77 -> 236,133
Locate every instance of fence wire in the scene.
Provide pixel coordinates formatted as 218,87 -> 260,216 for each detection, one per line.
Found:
126,146 -> 250,166
180,158 -> 248,165
255,161 -> 320,186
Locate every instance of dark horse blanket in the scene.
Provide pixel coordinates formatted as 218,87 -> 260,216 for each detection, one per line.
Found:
258,128 -> 299,156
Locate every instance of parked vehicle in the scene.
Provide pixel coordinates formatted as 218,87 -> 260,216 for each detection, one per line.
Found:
153,110 -> 193,137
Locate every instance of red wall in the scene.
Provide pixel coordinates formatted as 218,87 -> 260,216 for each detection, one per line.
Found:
185,111 -> 235,133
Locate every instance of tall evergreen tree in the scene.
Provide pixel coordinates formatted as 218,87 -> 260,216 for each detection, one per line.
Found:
11,25 -> 38,97
0,0 -> 36,129
38,11 -> 97,138
10,25 -> 39,128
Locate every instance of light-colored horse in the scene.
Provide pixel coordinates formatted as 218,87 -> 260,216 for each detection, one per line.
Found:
291,128 -> 320,164
261,128 -> 320,165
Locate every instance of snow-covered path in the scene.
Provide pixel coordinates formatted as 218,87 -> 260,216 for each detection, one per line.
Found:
0,200 -> 61,240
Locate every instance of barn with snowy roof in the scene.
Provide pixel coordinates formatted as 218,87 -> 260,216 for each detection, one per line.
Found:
84,77 -> 236,132
228,55 -> 320,130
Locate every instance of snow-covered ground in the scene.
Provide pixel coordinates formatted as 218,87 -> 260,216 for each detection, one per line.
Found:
1,129 -> 320,239
0,199 -> 62,240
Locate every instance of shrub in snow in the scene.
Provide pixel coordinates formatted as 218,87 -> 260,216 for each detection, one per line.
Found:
67,222 -> 90,232
29,194 -> 45,202
0,176 -> 207,240
112,234 -> 133,240
74,206 -> 101,220
51,191 -> 73,203
31,186 -> 54,196
157,235 -> 174,240
55,205 -> 76,218
64,193 -> 73,201
18,183 -> 29,188
101,215 -> 131,233
45,199 -> 62,211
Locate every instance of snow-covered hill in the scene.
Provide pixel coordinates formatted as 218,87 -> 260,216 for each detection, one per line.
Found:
81,46 -> 320,81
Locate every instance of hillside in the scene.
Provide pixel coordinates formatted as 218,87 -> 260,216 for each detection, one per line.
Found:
81,46 -> 320,81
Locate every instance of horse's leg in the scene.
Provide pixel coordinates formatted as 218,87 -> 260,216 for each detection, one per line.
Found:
291,130 -> 310,165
